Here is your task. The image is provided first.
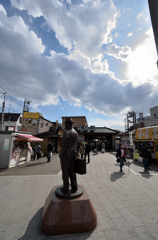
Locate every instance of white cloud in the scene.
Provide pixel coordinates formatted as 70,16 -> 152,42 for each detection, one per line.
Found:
126,8 -> 132,11
105,44 -> 131,62
40,94 -> 59,106
137,12 -> 143,19
85,104 -> 92,112
91,54 -> 110,73
88,116 -> 125,130
0,4 -> 7,15
0,1 -> 158,118
10,0 -> 119,59
125,28 -> 158,86
114,32 -> 119,38
127,32 -> 133,37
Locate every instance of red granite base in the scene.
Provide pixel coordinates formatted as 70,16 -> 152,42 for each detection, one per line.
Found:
41,185 -> 97,236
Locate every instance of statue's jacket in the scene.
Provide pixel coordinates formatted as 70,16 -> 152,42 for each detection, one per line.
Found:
60,128 -> 78,159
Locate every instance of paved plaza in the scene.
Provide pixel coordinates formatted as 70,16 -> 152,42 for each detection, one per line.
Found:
0,152 -> 158,240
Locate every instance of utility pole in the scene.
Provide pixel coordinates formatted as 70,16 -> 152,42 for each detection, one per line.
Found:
23,98 -> 31,113
126,111 -> 136,131
1,92 -> 6,131
23,98 -> 26,113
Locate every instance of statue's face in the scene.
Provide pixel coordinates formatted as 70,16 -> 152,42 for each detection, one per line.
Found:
65,123 -> 72,130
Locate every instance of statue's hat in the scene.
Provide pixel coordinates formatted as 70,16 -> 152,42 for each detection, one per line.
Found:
64,118 -> 73,124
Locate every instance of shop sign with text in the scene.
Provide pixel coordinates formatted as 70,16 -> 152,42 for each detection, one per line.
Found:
23,112 -> 39,119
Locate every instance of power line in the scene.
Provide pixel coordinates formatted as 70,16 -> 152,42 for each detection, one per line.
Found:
6,95 -> 23,108
0,86 -> 23,108
0,64 -> 30,101
6,97 -> 23,112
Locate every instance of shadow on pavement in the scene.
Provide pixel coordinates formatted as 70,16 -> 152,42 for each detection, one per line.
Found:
139,169 -> 153,179
110,152 -> 158,175
133,161 -> 158,171
18,207 -> 93,240
18,207 -> 44,240
20,162 -> 47,168
0,155 -> 61,176
110,172 -> 126,182
0,167 -> 7,172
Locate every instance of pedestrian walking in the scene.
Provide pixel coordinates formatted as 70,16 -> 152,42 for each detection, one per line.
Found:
33,143 -> 41,160
116,144 -> 126,172
79,140 -> 85,158
47,141 -> 53,162
85,141 -> 91,164
106,142 -> 110,152
94,142 -> 98,154
102,142 -> 105,149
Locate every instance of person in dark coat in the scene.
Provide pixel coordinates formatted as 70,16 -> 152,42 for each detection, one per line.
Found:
59,118 -> 78,193
116,144 -> 126,172
106,142 -> 110,152
85,141 -> 91,164
33,143 -> 41,160
47,141 -> 53,162
141,143 -> 149,170
147,144 -> 152,166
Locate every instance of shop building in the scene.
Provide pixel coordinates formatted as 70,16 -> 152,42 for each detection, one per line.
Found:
61,116 -> 88,129
0,131 -> 43,168
61,116 -> 118,150
78,127 -> 118,150
35,127 -> 62,155
137,106 -> 158,128
22,112 -> 56,135
0,113 -> 22,131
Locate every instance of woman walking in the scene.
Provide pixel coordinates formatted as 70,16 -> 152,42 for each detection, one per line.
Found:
116,144 -> 126,172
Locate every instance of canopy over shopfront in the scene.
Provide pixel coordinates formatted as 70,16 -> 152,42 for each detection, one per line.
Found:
0,131 -> 43,168
15,134 -> 43,142
136,126 -> 158,141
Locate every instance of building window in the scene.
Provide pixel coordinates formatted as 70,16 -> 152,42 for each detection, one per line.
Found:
40,123 -> 43,128
19,117 -> 22,123
28,119 -> 32,126
32,120 -> 37,126
77,125 -> 82,131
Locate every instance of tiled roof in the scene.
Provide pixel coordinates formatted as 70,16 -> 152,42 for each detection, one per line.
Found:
36,129 -> 58,137
76,127 -> 118,134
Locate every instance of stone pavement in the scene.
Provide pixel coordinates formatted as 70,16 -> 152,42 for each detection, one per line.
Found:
0,152 -> 158,240
0,154 -> 61,176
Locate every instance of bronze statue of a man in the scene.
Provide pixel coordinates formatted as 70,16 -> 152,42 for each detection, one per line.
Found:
59,118 -> 78,193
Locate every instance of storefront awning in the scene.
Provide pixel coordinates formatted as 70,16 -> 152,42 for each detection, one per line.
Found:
15,134 -> 43,142
136,126 -> 158,141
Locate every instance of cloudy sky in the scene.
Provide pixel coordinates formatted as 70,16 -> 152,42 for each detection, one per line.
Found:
0,0 -> 158,130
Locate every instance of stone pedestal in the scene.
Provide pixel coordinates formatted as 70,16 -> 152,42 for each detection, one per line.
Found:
41,185 -> 97,236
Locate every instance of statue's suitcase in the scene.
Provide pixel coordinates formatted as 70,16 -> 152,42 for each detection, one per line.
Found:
75,157 -> 86,175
